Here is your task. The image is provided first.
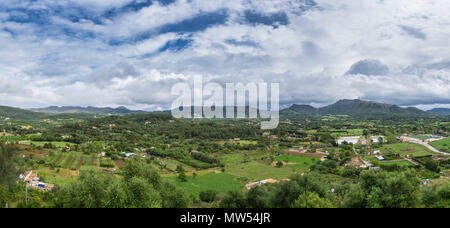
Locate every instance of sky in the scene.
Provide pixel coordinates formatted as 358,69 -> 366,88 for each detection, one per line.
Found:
0,0 -> 449,111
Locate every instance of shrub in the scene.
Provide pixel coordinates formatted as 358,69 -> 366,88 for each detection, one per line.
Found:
199,190 -> 218,203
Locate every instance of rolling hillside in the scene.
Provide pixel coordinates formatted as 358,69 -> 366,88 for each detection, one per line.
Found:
31,106 -> 146,115
0,106 -> 46,120
281,99 -> 432,119
428,108 -> 450,115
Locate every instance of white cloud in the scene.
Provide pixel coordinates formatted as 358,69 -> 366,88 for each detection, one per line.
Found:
0,0 -> 449,109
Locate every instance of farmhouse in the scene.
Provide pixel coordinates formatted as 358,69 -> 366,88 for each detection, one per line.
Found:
123,152 -> 136,158
245,178 -> 289,190
21,171 -> 54,191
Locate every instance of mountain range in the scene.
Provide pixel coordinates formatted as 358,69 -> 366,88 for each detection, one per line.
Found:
427,108 -> 450,115
0,99 -> 448,121
31,106 -> 145,115
280,99 -> 433,118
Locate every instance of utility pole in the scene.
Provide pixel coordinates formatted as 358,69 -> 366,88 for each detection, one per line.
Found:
25,184 -> 28,205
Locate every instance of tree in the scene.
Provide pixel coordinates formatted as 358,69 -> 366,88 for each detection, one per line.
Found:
246,186 -> 270,208
421,183 -> 450,208
342,166 -> 360,178
121,159 -> 161,187
0,186 -> 9,207
178,172 -> 187,182
219,191 -> 247,208
199,190 -> 218,203
292,191 -> 335,208
159,181 -> 190,208
346,169 -> 422,208
124,177 -> 161,208
276,161 -> 283,168
0,142 -> 19,189
176,164 -> 184,173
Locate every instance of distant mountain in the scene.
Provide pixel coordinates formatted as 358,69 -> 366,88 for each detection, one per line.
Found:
280,104 -> 319,118
281,99 -> 432,119
0,105 -> 46,120
31,106 -> 146,115
428,108 -> 450,115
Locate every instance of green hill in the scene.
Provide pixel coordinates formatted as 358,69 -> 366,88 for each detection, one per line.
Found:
281,99 -> 431,119
0,105 -> 46,120
31,106 -> 146,115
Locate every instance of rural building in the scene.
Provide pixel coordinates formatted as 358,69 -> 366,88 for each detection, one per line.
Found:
245,178 -> 289,190
21,171 -> 54,191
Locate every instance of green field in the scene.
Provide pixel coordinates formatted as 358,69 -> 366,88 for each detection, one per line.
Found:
410,135 -> 433,140
274,155 -> 320,163
429,138 -> 450,153
329,129 -> 364,137
237,140 -> 258,145
379,160 -> 414,166
164,172 -> 243,196
226,160 -> 311,181
159,158 -> 196,173
381,143 -> 434,157
19,141 -> 76,148
217,150 -> 270,165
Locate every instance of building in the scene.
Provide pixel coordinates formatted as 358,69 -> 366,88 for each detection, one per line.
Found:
21,171 -> 54,191
245,178 -> 288,190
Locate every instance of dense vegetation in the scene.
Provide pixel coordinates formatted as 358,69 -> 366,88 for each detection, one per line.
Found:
0,101 -> 449,208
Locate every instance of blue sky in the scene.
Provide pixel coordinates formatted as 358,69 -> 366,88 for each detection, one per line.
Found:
0,0 -> 449,110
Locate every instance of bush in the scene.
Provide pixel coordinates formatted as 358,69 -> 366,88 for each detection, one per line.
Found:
199,190 -> 218,203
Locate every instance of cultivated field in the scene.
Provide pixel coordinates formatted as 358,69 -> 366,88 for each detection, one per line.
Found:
429,138 -> 450,153
164,172 -> 243,195
381,143 -> 435,157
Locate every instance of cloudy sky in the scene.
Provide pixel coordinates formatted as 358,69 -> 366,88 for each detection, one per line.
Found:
0,0 -> 449,111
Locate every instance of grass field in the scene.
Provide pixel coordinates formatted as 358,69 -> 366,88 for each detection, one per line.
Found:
274,155 -> 320,164
217,150 -> 270,165
429,138 -> 450,153
159,158 -> 196,173
410,135 -> 433,140
381,143 -> 434,157
225,160 -> 311,181
19,141 -> 76,148
329,129 -> 364,137
379,160 -> 414,166
237,140 -> 258,145
164,172 -> 243,196
35,166 -> 79,186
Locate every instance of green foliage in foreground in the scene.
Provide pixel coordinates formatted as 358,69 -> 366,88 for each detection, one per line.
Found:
218,169 -> 448,208
0,142 -> 19,189
53,159 -> 189,208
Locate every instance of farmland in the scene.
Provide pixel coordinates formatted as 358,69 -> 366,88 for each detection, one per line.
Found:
225,159 -> 313,181
380,143 -> 435,157
164,172 -> 243,196
429,138 -> 450,153
2,105 -> 449,209
380,160 -> 414,167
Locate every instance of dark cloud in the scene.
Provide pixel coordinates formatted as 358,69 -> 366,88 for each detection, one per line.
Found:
399,25 -> 427,40
346,59 -> 390,76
